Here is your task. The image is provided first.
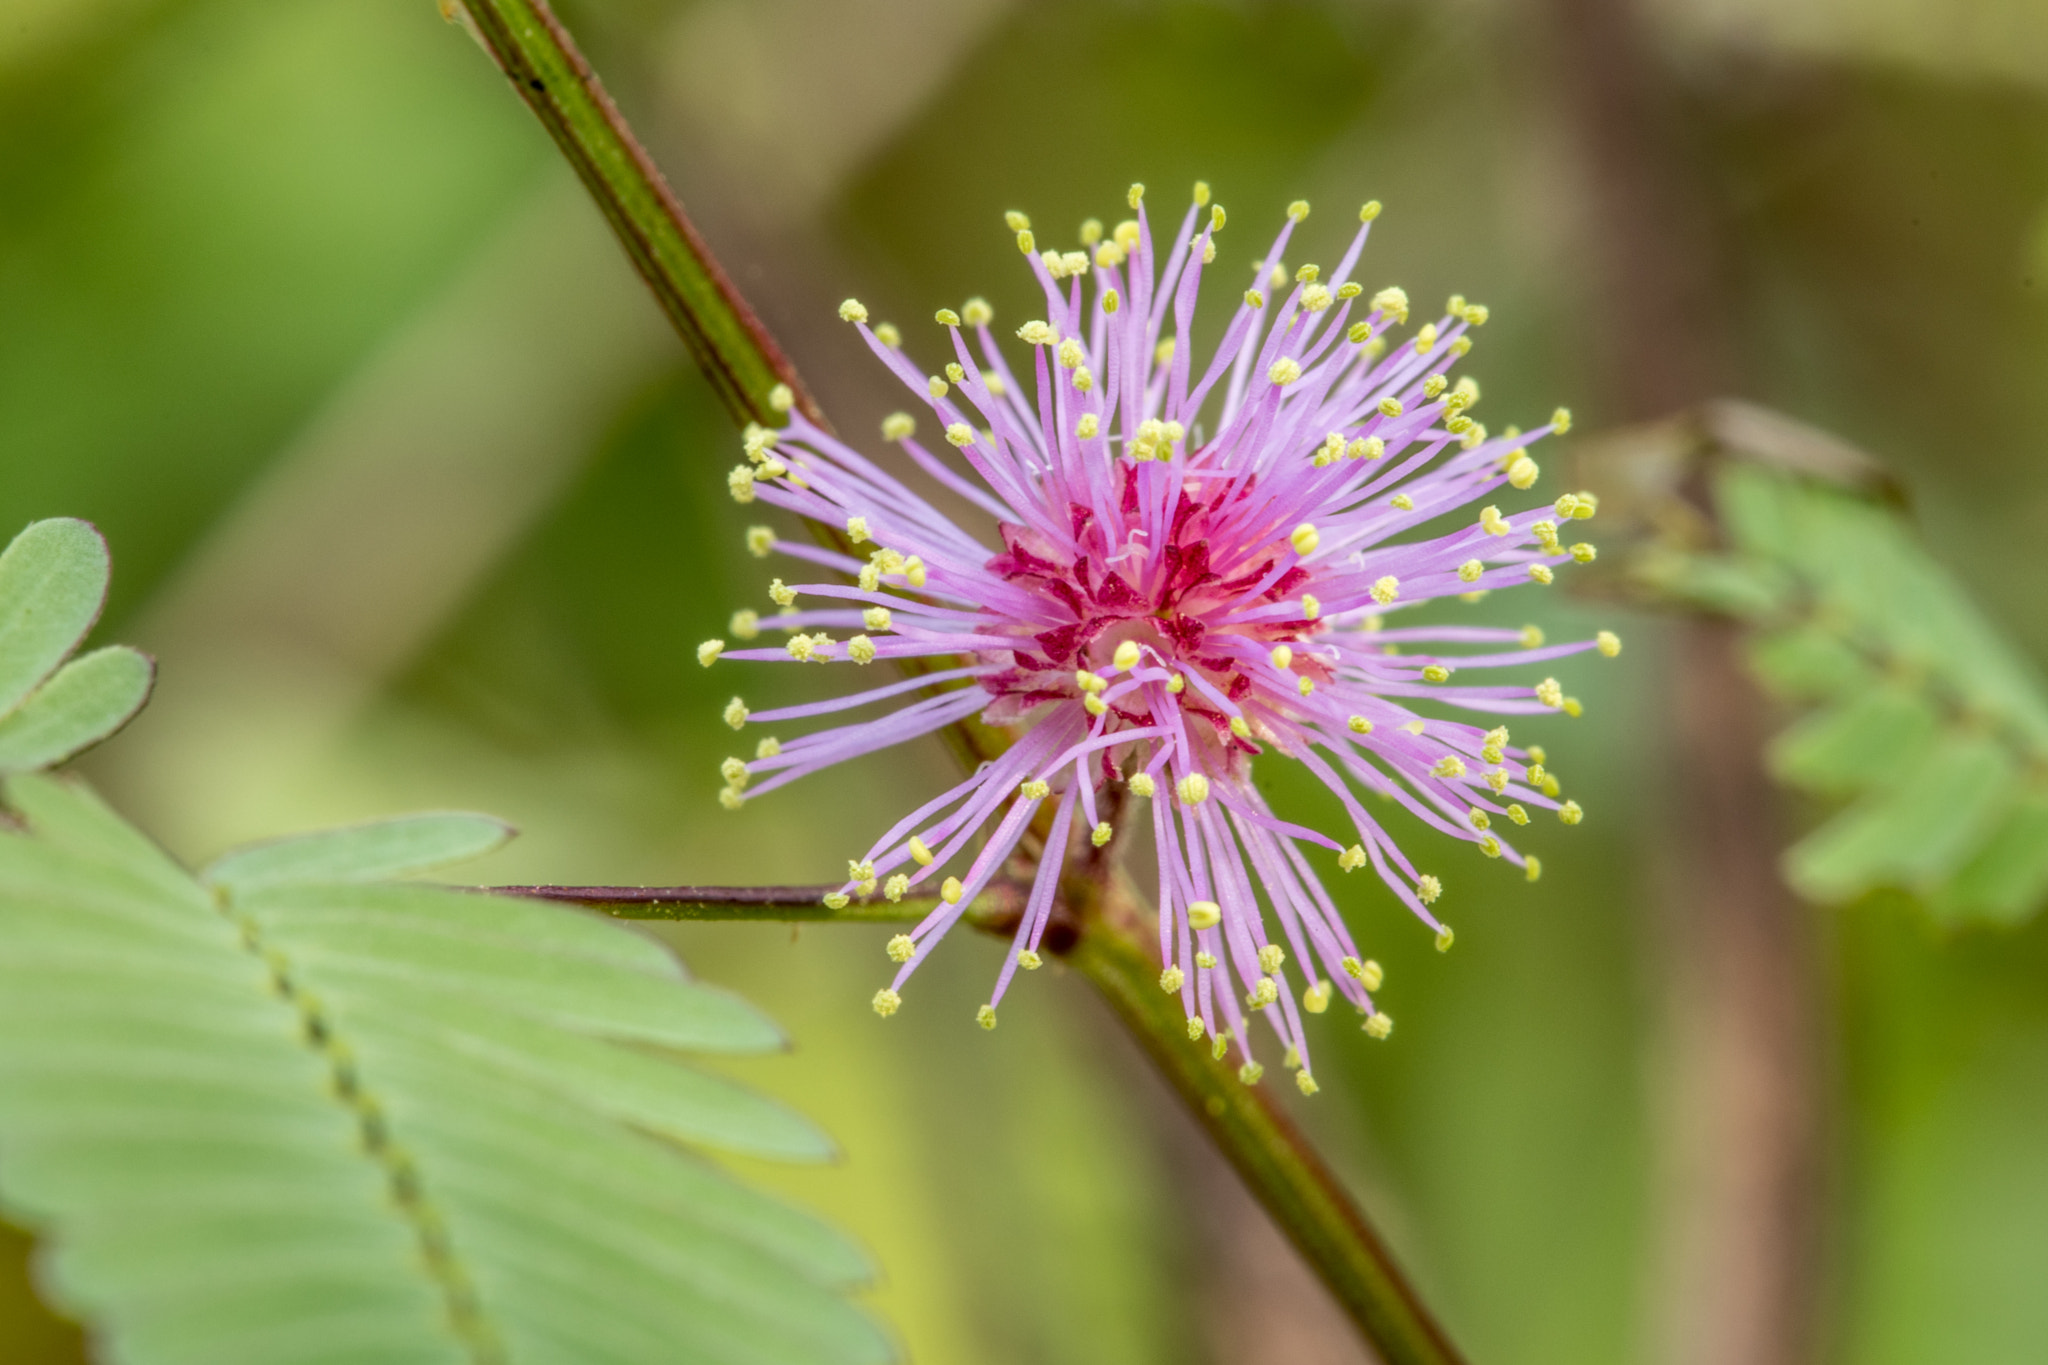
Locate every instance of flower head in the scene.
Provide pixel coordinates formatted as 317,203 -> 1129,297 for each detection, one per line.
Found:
708,186 -> 1613,1086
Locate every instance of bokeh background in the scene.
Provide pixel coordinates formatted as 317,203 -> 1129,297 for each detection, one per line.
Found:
4,0 -> 2047,1361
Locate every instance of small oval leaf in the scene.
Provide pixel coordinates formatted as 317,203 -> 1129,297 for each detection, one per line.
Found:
0,646 -> 155,773
202,814 -> 516,892
0,518 -> 111,720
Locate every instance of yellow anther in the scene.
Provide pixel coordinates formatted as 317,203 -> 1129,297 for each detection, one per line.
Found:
1076,669 -> 1107,693
1597,630 -> 1621,657
976,1004 -> 998,1031
1239,1060 -> 1265,1085
1559,800 -> 1584,825
1535,677 -> 1564,708
1423,665 -> 1450,683
1529,564 -> 1555,585
1166,674 -> 1186,694
1092,821 -> 1114,848
926,375 -> 949,400
1016,319 -> 1057,346
1528,761 -> 1548,784
1487,768 -> 1510,794
1423,374 -> 1448,400
1371,285 -> 1409,322
1391,494 -> 1415,511
768,578 -> 797,608
1525,855 -> 1543,882
1245,288 -> 1266,309
1129,773 -> 1157,797
1521,625 -> 1546,648
858,606 -> 891,633
1365,1013 -> 1393,1039
871,988 -> 901,1017
1128,183 -> 1146,208
1370,575 -> 1400,605
1377,396 -> 1405,419
1301,593 -> 1321,620
721,757 -> 749,789
1020,779 -> 1051,800
1209,203 -> 1225,232
883,874 -> 909,901
1188,1017 -> 1206,1041
904,556 -> 926,588
1551,406 -> 1572,433
1302,282 -> 1333,312
1195,951 -> 1218,969
838,299 -> 868,323
1435,925 -> 1455,952
1298,677 -> 1315,697
1057,337 -> 1085,369
765,382 -> 795,414
1187,900 -> 1222,930
1468,807 -> 1491,831
1348,715 -> 1373,734
1077,412 -> 1100,439
1414,322 -> 1438,355
718,787 -> 744,810
1270,644 -> 1295,670
945,423 -> 975,447
1347,321 -> 1373,343
1452,375 -> 1480,405
1160,966 -> 1185,993
873,322 -> 901,349
1339,844 -> 1366,872
1155,338 -> 1177,366
1432,755 -> 1467,779
1571,542 -> 1597,564
723,697 -> 749,729
728,466 -> 757,503
907,836 -> 935,867
1507,455 -> 1539,489
846,634 -> 877,664
1290,523 -> 1321,555
1080,217 -> 1104,246
941,876 -> 965,904
1449,336 -> 1472,356
754,738 -> 780,761
1532,520 -> 1562,552
1177,773 -> 1211,806
1229,715 -> 1252,739
1004,210 -> 1031,232
696,640 -> 725,667
960,297 -> 992,327
1570,492 -> 1598,519
1111,640 -> 1142,672
1269,357 -> 1304,386
1247,977 -> 1279,1007
1287,199 -> 1311,221
1402,719 -> 1426,734
1506,803 -> 1529,825
1016,228 -> 1035,255
885,933 -> 917,963
1258,943 -> 1286,974
1481,506 -> 1511,536
1302,978 -> 1334,1015
1359,199 -> 1383,222
844,515 -> 872,544
1458,559 -> 1485,583
1418,875 -> 1443,905
858,562 -> 881,592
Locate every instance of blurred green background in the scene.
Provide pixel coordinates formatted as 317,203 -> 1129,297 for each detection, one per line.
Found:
4,0 -> 2047,1361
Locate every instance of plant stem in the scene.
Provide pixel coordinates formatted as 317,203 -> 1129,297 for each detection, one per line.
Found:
494,881 -> 1017,926
1067,877 -> 1468,1365
450,0 -> 811,428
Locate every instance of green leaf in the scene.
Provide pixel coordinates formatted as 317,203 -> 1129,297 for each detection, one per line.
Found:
0,646 -> 154,773
201,814 -> 517,891
0,519 -> 111,722
1658,462 -> 2048,925
0,772 -> 891,1365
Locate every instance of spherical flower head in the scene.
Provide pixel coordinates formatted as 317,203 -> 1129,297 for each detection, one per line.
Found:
711,186 -> 1617,1083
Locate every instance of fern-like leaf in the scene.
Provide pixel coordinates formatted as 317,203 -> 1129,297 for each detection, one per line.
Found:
0,776 -> 893,1365
1643,460 -> 2048,924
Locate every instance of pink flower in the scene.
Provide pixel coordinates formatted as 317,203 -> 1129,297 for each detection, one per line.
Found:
706,186 -> 1615,1091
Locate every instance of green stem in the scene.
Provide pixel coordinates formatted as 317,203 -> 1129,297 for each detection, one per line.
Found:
1068,879 -> 1468,1365
453,6 -> 1466,1360
493,882 -> 1018,926
451,0 -> 811,427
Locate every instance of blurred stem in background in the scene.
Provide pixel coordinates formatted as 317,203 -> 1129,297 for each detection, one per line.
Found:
1544,0 -> 1828,1360
451,0 -> 1464,1360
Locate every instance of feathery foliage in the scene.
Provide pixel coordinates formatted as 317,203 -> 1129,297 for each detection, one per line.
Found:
1647,464 -> 2048,924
